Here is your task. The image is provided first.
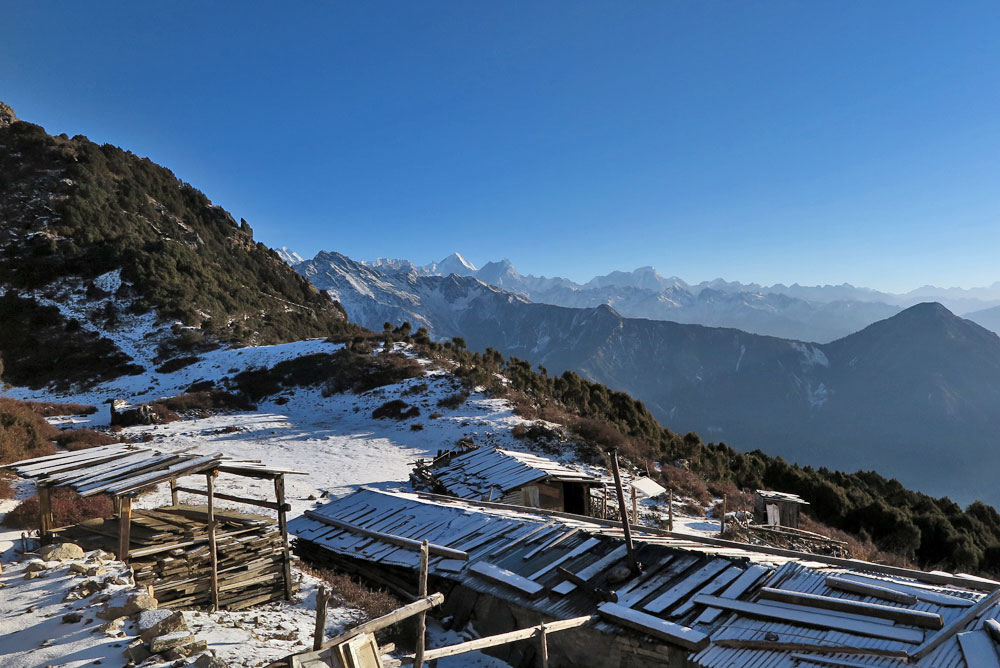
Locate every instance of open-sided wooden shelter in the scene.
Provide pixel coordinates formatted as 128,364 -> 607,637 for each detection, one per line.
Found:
6,444 -> 303,610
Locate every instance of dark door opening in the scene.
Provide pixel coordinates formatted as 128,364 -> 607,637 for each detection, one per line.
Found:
563,482 -> 588,516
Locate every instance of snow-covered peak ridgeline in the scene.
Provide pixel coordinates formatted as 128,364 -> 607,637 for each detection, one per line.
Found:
297,251 -> 529,340
290,249 -> 1000,341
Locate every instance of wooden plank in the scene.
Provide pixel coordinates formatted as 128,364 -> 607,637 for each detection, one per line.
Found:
400,615 -> 595,663
789,653 -> 893,668
710,638 -> 908,658
414,540 -> 429,668
302,510 -> 468,561
521,528 -> 579,561
488,522 -> 554,558
693,564 -> 771,625
469,562 -> 545,598
643,559 -> 730,614
834,573 -> 976,608
670,565 -> 742,619
986,618 -> 1000,644
171,485 -> 290,512
319,594 -> 444,651
527,537 -> 602,582
118,496 -> 133,562
911,589 -> 1000,659
275,475 -> 293,601
97,453 -> 223,495
757,587 -> 943,629
207,472 -> 219,612
825,575 -> 917,605
691,595 -> 926,643
597,602 -> 708,651
552,544 -> 629,595
957,631 -> 1000,668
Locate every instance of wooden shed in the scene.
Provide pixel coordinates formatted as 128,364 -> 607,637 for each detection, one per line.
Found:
414,446 -> 603,516
753,489 -> 809,529
6,444 -> 303,610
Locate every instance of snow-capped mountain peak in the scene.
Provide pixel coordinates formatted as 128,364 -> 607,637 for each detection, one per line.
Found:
434,252 -> 477,276
274,246 -> 305,265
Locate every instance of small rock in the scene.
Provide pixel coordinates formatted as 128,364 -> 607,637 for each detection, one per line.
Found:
98,592 -> 157,620
149,631 -> 195,653
69,562 -> 89,574
307,494 -> 317,500
86,565 -> 108,577
62,612 -> 84,623
194,653 -> 228,668
139,610 -> 187,642
25,559 -> 47,573
122,639 -> 151,663
98,616 -> 127,635
24,570 -> 43,580
39,543 -> 86,562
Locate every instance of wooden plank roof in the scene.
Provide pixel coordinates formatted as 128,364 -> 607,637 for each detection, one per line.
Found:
290,488 -> 1000,668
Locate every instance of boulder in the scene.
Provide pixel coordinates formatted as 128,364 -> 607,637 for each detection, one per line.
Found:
62,612 -> 84,623
139,610 -> 187,642
39,543 -> 86,561
149,631 -> 195,653
69,562 -> 90,574
97,616 -> 128,637
164,640 -> 207,660
98,592 -> 157,620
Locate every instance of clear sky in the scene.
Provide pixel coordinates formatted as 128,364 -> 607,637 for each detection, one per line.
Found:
3,2 -> 1000,291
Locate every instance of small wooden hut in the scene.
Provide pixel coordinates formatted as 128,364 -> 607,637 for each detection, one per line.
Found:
6,444 -> 303,610
753,489 -> 809,529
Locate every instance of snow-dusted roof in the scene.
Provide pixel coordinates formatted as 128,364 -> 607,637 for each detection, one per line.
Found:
755,489 -> 810,505
290,488 -> 1000,668
429,446 -> 600,499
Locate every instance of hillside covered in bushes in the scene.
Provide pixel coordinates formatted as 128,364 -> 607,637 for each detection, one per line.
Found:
0,104 -> 358,388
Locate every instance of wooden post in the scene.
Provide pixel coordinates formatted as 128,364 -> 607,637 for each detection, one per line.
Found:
112,495 -> 122,518
601,484 -> 608,520
539,623 -> 549,668
118,495 -> 132,562
610,450 -> 638,573
207,471 -> 219,612
720,495 -> 727,535
274,474 -> 294,601
630,485 -> 638,524
668,489 -> 674,532
169,478 -> 179,506
38,485 -> 53,538
313,584 -> 331,651
414,540 -> 430,668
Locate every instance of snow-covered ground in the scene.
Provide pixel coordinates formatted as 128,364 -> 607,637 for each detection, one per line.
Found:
0,340 -> 715,668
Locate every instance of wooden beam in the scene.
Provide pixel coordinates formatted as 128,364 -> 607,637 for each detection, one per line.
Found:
539,623 -> 549,668
414,540 -> 429,668
610,450 -> 638,573
173,485 -> 291,512
911,589 -> 1000,659
207,471 -> 219,612
320,593 -> 444,651
400,615 -> 595,663
710,638 -> 909,658
824,575 -> 917,605
38,484 -> 52,538
274,475 -> 293,601
302,510 -> 468,561
170,479 -> 179,506
597,602 -> 708,651
469,562 -> 545,598
667,489 -> 673,531
757,586 -> 943,629
313,585 -> 330,651
118,496 -> 132,562
691,595 -> 925,643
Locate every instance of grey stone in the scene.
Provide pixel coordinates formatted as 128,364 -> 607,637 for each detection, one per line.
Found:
23,570 -> 43,580
62,612 -> 83,623
39,543 -> 85,561
139,610 -> 187,642
149,631 -> 195,653
193,653 -> 228,668
123,639 -> 151,663
24,560 -> 46,573
69,562 -> 89,574
98,592 -> 157,620
137,609 -> 175,633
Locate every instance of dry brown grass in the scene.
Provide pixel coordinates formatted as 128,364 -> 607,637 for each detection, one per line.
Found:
0,398 -> 59,464
3,488 -> 113,529
300,565 -> 402,622
798,514 -> 915,567
18,401 -> 97,417
55,428 -> 119,451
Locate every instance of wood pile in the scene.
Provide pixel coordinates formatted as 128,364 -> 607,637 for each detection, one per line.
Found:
60,504 -> 293,610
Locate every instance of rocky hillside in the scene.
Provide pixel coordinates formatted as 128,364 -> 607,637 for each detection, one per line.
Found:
0,103 -> 356,389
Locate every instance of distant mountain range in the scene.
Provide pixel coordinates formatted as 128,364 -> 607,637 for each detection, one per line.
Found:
282,250 -> 1000,342
294,249 -> 1000,507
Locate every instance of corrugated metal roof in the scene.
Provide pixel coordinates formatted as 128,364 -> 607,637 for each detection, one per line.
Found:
428,446 -> 600,499
290,488 -> 1000,668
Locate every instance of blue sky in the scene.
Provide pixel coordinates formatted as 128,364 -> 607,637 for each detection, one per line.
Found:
3,2 -> 999,291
